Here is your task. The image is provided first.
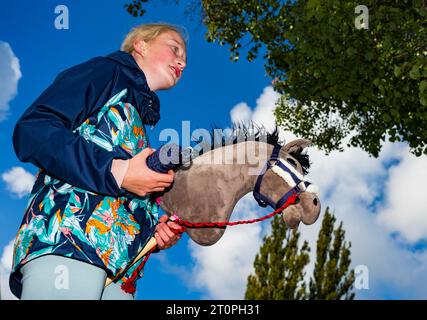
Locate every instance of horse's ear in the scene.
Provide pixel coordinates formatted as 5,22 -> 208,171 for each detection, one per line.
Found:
282,139 -> 311,154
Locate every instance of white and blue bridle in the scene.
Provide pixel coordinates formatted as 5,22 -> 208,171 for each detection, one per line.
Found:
253,144 -> 318,209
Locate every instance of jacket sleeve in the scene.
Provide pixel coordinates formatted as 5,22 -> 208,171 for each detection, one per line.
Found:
12,57 -> 129,196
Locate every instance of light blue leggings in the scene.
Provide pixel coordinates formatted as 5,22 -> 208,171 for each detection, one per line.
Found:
20,255 -> 134,300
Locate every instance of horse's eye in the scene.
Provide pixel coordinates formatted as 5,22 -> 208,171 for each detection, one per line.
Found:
286,158 -> 297,168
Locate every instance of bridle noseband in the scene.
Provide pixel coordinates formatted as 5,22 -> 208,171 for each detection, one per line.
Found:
253,144 -> 312,210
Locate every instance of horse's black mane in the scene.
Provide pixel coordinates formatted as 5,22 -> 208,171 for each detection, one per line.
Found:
191,123 -> 310,174
207,123 -> 281,148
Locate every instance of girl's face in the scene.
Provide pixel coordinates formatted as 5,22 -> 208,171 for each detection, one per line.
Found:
133,30 -> 187,91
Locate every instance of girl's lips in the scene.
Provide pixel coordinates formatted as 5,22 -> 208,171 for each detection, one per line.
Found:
170,66 -> 181,78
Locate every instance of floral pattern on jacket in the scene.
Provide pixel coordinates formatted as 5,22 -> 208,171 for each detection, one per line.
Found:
10,89 -> 159,298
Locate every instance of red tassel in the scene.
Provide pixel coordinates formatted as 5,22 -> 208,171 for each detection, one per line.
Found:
121,281 -> 137,295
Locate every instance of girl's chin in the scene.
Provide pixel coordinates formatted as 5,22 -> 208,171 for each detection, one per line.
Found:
158,79 -> 176,90
166,75 -> 178,87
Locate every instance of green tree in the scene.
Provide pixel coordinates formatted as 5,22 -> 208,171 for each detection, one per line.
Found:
245,215 -> 310,299
245,208 -> 355,300
309,208 -> 355,300
125,0 -> 427,157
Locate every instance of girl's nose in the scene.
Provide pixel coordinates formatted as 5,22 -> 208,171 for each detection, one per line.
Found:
177,58 -> 186,71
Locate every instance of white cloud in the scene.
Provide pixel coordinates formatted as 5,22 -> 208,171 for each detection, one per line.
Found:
251,86 -> 281,130
230,87 -> 280,129
0,239 -> 18,300
230,102 -> 252,125
187,85 -> 427,299
0,41 -> 22,121
230,86 -> 291,143
376,153 -> 427,243
304,142 -> 427,299
188,194 -> 266,299
2,166 -> 35,198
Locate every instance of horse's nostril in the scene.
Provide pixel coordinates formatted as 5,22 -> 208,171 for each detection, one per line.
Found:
313,198 -> 318,206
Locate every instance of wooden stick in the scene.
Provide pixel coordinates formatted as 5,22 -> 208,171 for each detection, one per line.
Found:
104,237 -> 157,287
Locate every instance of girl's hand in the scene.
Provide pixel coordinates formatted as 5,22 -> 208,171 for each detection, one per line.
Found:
121,148 -> 174,196
154,214 -> 183,250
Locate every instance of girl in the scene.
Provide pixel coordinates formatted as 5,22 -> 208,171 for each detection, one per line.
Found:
10,23 -> 187,300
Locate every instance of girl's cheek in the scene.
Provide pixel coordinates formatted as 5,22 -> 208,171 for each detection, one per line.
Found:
156,48 -> 175,62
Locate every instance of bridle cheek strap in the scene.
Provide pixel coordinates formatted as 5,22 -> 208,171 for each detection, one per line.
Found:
253,144 -> 312,210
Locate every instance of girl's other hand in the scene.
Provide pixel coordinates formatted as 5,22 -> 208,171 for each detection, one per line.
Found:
154,214 -> 183,250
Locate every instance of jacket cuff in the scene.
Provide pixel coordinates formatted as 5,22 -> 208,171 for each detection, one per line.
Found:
111,158 -> 129,188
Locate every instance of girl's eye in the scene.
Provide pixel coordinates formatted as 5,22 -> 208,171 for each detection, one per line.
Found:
171,46 -> 179,54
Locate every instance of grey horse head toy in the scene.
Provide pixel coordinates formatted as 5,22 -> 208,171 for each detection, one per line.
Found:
149,126 -> 321,246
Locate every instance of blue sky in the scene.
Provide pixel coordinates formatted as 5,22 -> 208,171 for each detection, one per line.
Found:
1,1 -> 427,301
0,0 -> 271,300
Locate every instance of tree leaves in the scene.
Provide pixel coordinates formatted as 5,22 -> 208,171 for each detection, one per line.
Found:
309,209 -> 355,300
124,0 -> 148,17
266,1 -> 426,156
124,0 -> 426,156
245,215 -> 310,300
245,208 -> 355,300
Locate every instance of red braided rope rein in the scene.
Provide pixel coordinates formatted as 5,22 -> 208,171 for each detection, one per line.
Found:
121,193 -> 299,294
170,194 -> 298,233
171,193 -> 299,231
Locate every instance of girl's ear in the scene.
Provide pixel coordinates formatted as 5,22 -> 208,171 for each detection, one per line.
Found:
133,39 -> 148,56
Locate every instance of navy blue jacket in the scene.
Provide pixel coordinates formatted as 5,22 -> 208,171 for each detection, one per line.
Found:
12,51 -> 161,197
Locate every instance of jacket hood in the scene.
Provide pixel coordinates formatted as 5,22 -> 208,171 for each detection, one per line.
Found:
106,50 -> 142,71
105,50 -> 160,126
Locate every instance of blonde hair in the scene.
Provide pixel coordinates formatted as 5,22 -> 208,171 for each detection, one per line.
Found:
121,23 -> 188,53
